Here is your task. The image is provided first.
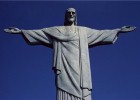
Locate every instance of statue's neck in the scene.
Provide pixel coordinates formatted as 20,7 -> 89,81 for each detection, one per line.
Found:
65,22 -> 75,26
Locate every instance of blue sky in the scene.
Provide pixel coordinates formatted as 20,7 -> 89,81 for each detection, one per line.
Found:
0,1 -> 140,100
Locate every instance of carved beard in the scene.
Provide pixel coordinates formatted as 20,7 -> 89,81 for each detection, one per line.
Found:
67,17 -> 75,24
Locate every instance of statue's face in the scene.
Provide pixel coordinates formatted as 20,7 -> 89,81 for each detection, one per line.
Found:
66,8 -> 76,23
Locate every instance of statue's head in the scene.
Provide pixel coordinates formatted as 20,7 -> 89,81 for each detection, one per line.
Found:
64,8 -> 77,26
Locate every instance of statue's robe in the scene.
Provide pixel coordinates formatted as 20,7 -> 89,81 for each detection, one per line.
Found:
22,26 -> 119,100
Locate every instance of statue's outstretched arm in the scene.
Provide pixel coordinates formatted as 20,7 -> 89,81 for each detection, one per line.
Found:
118,26 -> 136,33
4,27 -> 22,34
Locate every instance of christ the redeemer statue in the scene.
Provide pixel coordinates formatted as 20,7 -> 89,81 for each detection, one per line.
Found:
4,8 -> 136,100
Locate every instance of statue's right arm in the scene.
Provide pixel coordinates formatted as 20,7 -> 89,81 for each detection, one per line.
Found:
4,27 -> 53,48
4,27 -> 22,34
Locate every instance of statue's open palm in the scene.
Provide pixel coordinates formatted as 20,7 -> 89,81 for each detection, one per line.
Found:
120,26 -> 136,33
4,27 -> 21,34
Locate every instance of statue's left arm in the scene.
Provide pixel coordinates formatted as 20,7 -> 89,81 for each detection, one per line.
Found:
87,26 -> 136,48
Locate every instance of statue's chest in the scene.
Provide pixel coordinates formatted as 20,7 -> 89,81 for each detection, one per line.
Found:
61,26 -> 79,37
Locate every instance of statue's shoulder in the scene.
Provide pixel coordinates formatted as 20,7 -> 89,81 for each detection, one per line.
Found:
44,26 -> 92,29
42,26 -> 64,32
77,26 -> 93,31
42,26 -> 94,32
42,26 -> 62,29
78,26 -> 91,29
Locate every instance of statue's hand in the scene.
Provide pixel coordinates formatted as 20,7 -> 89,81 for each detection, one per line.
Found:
4,27 -> 21,34
120,26 -> 136,33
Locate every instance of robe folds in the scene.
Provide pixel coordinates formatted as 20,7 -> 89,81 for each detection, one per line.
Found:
22,26 -> 119,99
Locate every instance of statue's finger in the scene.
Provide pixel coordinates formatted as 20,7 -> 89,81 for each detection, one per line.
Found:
130,26 -> 136,30
4,29 -> 11,33
4,29 -> 8,32
133,26 -> 136,29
